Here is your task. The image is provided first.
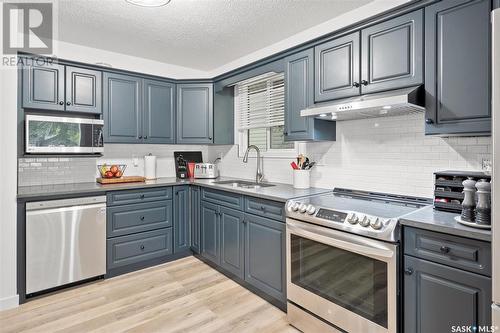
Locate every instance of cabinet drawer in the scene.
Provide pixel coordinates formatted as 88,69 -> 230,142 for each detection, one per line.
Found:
107,200 -> 172,238
107,187 -> 172,206
404,227 -> 491,276
244,197 -> 284,221
107,228 -> 172,269
201,188 -> 243,210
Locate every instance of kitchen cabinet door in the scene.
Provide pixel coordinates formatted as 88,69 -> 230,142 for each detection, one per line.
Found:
219,206 -> 245,279
143,79 -> 175,144
22,61 -> 65,111
404,255 -> 492,333
424,0 -> 491,135
103,72 -> 142,143
201,201 -> 219,264
173,186 -> 190,253
244,214 -> 286,303
190,186 -> 201,254
361,10 -> 423,94
284,49 -> 337,142
176,83 -> 213,144
65,66 -> 102,114
314,32 -> 360,102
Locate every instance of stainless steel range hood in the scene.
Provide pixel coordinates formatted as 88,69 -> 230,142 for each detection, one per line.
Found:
300,86 -> 424,121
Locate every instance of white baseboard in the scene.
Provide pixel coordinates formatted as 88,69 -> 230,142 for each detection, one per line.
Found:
0,294 -> 19,311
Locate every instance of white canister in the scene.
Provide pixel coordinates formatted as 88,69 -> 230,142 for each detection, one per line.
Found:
144,154 -> 157,180
293,170 -> 310,189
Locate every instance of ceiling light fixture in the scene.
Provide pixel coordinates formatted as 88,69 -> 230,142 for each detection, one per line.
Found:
125,0 -> 171,7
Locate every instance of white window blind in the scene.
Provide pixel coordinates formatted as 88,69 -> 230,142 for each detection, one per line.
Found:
237,72 -> 285,131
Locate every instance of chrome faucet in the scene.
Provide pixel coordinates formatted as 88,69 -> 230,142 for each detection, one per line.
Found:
243,145 -> 263,183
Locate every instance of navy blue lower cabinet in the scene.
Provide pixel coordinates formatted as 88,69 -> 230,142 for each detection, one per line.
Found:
244,214 -> 286,303
190,186 -> 201,254
173,186 -> 190,253
201,201 -> 220,264
404,255 -> 492,333
219,207 -> 245,279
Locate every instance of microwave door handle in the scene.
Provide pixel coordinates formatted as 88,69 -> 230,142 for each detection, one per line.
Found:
286,219 -> 395,261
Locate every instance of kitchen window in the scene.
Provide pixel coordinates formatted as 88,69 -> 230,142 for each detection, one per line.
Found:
235,72 -> 298,158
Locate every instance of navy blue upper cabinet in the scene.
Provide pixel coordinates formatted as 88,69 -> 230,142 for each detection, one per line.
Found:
173,186 -> 190,253
361,10 -> 423,94
65,66 -> 102,114
424,0 -> 491,135
103,73 -> 142,143
314,32 -> 360,102
143,80 -> 175,144
176,83 -> 214,144
22,62 -> 65,111
284,49 -> 337,142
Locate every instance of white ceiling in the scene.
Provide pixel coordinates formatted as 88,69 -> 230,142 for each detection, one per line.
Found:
57,0 -> 373,72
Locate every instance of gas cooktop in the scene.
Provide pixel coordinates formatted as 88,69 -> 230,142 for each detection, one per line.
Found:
286,188 -> 431,242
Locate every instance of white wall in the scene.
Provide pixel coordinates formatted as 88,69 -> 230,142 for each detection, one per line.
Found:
209,113 -> 492,198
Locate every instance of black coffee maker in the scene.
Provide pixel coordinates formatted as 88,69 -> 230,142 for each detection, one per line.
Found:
174,151 -> 202,179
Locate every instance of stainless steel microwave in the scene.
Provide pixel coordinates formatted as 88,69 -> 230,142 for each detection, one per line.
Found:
25,115 -> 104,154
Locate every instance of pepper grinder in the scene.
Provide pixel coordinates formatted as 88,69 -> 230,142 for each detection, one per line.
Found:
461,178 -> 476,222
475,179 -> 491,225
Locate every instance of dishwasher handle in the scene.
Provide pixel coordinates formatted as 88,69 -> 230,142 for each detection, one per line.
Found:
26,196 -> 106,211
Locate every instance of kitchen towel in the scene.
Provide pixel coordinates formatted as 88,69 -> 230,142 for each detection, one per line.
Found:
144,154 -> 157,180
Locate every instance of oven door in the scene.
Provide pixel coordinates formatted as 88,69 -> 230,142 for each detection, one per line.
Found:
286,218 -> 398,333
25,115 -> 102,154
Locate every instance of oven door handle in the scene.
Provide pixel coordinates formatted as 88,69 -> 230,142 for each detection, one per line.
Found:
287,219 -> 396,261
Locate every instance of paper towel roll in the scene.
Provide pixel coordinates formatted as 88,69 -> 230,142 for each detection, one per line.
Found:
144,155 -> 157,180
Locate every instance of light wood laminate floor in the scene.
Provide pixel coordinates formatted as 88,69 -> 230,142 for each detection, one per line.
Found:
0,256 -> 298,333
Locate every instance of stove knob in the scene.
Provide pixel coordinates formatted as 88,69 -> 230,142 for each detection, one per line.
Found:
292,202 -> 300,212
358,215 -> 370,227
370,217 -> 383,230
347,213 -> 358,224
298,203 -> 308,213
306,204 -> 316,215
286,202 -> 295,212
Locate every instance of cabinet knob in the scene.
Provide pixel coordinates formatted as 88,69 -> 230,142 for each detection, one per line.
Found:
361,80 -> 368,86
138,135 -> 143,139
140,216 -> 145,221
353,82 -> 360,88
144,136 -> 148,139
140,244 -> 145,250
66,101 -> 71,106
243,219 -> 247,224
284,131 -> 288,136
58,101 -> 64,105
425,118 -> 434,124
209,137 -> 212,140
440,246 -> 450,254
404,268 -> 414,275
140,194 -> 145,199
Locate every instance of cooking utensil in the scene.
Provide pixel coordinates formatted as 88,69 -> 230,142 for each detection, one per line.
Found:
291,162 -> 300,170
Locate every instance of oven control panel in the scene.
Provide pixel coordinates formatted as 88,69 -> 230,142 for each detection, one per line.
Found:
315,209 -> 347,223
286,200 -> 390,231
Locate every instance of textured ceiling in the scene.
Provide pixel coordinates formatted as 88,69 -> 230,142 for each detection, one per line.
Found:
57,0 -> 372,71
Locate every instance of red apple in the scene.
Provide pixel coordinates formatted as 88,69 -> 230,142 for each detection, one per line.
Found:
110,165 -> 119,174
105,171 -> 114,178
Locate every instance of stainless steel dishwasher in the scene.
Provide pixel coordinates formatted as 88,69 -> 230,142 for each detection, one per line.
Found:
26,196 -> 107,294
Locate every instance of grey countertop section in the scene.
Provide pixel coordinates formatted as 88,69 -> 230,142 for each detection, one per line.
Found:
400,206 -> 491,242
17,177 -> 332,203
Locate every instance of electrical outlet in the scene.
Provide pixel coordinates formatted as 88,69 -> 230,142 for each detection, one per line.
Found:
482,158 -> 492,172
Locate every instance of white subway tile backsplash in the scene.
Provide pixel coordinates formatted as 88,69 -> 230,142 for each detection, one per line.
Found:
209,113 -> 491,198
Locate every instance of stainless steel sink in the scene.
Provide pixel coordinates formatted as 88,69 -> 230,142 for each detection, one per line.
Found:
212,180 -> 275,189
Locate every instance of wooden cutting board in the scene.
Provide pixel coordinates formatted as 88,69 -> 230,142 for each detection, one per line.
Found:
97,176 -> 146,184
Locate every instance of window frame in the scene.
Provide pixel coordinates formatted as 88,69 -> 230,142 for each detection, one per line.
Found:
234,75 -> 300,158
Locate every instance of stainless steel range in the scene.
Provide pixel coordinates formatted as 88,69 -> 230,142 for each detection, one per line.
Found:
285,188 -> 430,333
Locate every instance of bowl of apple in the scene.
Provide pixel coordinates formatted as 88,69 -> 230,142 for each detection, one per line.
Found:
98,164 -> 127,178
